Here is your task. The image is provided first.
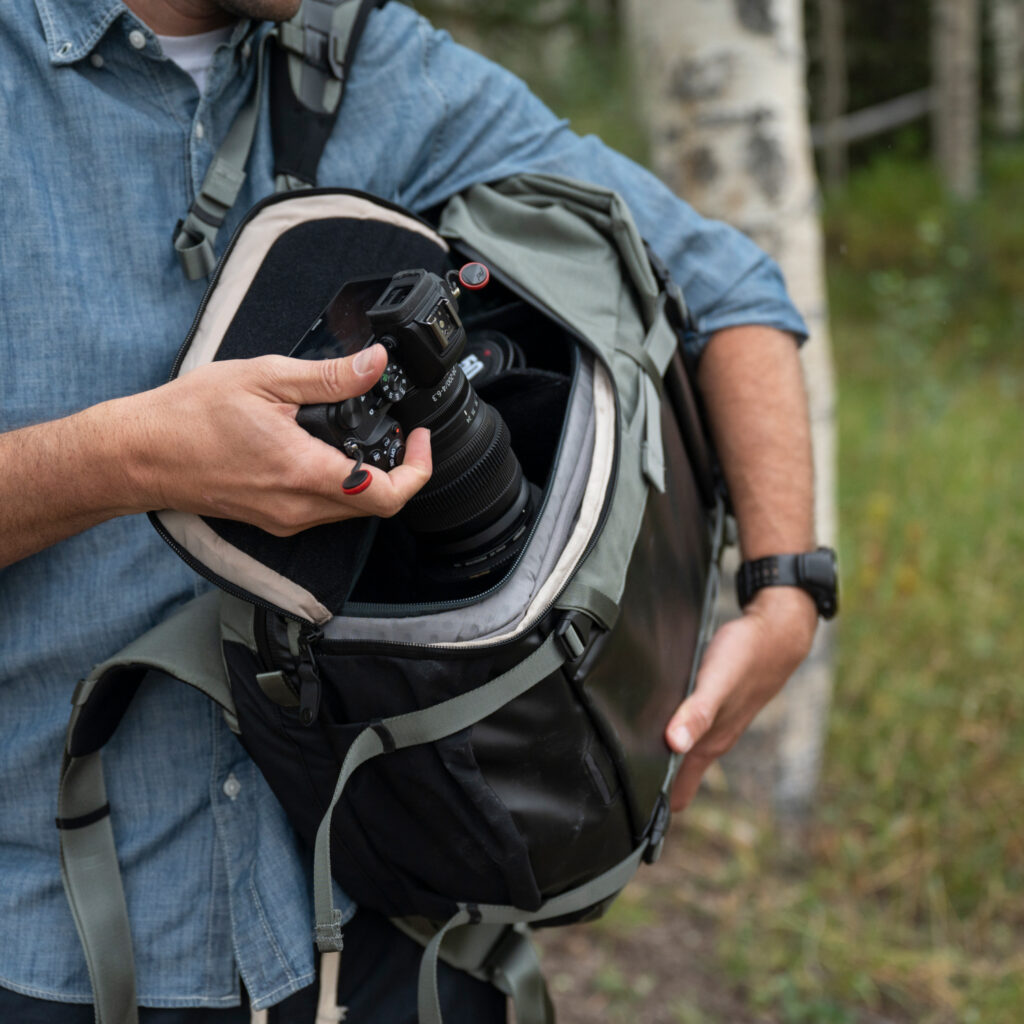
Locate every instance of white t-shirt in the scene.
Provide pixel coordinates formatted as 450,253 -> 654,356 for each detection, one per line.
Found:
156,25 -> 234,95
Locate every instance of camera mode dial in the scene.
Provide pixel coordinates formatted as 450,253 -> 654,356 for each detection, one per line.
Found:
378,362 -> 409,403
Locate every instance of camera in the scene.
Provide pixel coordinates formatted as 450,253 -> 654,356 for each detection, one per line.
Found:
294,267 -> 536,581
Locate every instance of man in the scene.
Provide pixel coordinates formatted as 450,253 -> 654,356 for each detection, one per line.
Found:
0,0 -> 820,1018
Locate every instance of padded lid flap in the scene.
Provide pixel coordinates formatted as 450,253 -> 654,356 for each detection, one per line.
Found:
154,192 -> 452,622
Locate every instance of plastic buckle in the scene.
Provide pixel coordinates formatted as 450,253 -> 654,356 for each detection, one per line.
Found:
555,611 -> 592,663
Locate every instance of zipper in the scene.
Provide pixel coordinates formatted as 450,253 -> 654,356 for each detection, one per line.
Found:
253,603 -> 279,672
252,605 -> 324,725
296,624 -> 324,725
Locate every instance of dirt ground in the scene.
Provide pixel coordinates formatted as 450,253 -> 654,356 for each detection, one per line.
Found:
531,819 -> 771,1024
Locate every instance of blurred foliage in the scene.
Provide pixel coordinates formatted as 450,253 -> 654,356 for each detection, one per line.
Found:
805,3 -> 931,121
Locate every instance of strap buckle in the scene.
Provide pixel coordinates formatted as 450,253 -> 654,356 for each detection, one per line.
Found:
555,610 -> 594,664
281,0 -> 353,80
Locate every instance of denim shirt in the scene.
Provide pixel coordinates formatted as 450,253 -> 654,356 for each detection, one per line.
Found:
0,0 -> 806,1009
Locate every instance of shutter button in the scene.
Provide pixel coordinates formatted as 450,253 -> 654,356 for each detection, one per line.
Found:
222,773 -> 241,800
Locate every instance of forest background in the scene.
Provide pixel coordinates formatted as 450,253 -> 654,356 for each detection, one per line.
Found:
420,2 -> 1023,1022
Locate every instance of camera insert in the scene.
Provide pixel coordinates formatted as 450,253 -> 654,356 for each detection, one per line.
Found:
293,266 -> 536,581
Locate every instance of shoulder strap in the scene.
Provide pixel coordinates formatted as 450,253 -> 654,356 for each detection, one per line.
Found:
58,589 -> 232,1024
173,31 -> 273,281
271,0 -> 387,192
173,0 -> 385,279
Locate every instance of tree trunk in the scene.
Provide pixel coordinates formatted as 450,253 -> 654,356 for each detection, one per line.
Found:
818,0 -> 848,186
931,0 -> 981,199
989,0 -> 1024,138
623,0 -> 837,821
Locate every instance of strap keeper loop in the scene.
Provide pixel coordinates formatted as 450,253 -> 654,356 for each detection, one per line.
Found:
314,909 -> 345,952
55,802 -> 111,831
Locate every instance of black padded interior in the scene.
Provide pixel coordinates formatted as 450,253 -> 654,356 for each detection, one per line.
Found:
193,209 -> 575,613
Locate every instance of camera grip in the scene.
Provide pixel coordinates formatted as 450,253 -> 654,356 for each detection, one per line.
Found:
296,403 -> 339,448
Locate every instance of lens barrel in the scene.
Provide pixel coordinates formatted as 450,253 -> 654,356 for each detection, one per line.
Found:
393,368 -> 533,580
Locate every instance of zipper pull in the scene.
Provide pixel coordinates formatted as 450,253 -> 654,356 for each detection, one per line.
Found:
297,626 -> 323,726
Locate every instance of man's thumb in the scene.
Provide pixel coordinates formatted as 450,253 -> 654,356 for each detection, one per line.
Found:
265,344 -> 386,405
665,697 -> 716,755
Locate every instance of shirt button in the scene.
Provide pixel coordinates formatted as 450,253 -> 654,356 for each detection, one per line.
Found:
195,122 -> 205,140
90,54 -> 104,68
128,29 -> 147,50
222,773 -> 241,800
242,41 -> 252,60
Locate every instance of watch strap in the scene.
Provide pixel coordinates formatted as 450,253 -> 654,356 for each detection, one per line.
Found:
735,547 -> 838,619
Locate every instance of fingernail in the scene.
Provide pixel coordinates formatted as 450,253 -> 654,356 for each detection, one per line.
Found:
669,724 -> 694,753
353,345 -> 380,375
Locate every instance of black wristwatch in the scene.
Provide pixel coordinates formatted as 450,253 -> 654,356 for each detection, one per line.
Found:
735,547 -> 838,620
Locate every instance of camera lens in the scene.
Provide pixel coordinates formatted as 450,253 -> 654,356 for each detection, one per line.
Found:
392,368 -> 534,581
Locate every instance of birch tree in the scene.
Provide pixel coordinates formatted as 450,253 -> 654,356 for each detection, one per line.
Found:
817,0 -> 848,187
931,0 -> 981,199
624,0 -> 837,819
989,0 -> 1024,138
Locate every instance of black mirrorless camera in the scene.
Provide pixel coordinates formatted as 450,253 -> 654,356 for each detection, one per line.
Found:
293,267 -> 535,581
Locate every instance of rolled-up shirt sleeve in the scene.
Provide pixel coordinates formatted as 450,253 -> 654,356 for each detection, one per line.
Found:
388,12 -> 808,360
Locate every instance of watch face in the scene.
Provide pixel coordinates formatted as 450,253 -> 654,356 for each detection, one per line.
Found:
803,547 -> 838,618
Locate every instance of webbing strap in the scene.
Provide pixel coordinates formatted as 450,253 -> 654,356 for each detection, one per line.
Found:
173,31 -> 271,279
58,752 -> 138,1024
641,373 -> 666,492
75,589 -> 235,729
487,929 -> 554,1024
59,590 -> 233,1024
312,631 -> 568,951
418,844 -> 650,1024
617,293 -> 678,492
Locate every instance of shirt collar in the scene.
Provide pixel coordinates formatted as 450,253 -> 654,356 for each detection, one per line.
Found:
33,0 -> 257,66
34,0 -> 128,65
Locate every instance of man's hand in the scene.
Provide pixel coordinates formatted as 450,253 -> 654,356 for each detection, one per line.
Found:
665,587 -> 818,811
119,343 -> 431,532
0,344 -> 432,567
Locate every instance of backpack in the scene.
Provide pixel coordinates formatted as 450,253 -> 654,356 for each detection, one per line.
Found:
55,6 -> 727,1024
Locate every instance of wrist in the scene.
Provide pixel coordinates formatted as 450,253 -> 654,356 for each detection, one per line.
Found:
76,394 -> 162,516
744,586 -> 819,657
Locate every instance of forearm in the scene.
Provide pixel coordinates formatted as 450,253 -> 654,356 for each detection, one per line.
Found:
698,325 -> 815,559
0,401 -> 143,568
